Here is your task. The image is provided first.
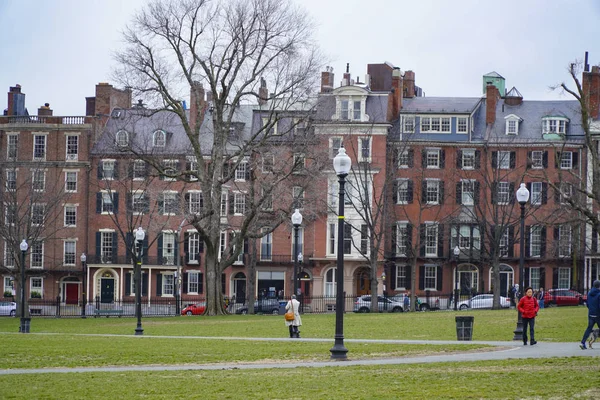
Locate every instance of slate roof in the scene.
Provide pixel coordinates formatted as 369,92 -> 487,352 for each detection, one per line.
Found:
314,93 -> 390,123
400,97 -> 482,114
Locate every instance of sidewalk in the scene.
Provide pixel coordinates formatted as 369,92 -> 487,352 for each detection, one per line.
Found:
0,334 -> 597,375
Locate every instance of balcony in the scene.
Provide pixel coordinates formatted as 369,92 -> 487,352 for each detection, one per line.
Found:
90,254 -> 186,266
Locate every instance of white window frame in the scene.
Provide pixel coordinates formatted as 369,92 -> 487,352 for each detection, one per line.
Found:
187,231 -> 200,264
542,117 -> 568,135
457,117 -> 468,133
292,186 -> 304,210
233,192 -> 246,215
100,231 -> 114,264
425,149 -> 440,169
220,192 -> 228,216
262,117 -> 279,136
293,153 -> 306,172
101,191 -> 114,214
153,130 -> 166,147
558,225 -> 572,257
116,130 -> 129,147
339,98 -> 362,121
186,156 -> 198,181
262,153 -> 274,172
461,180 -> 475,206
260,230 -> 272,261
101,159 -> 115,180
424,224 -> 438,257
530,267 -> 541,290
531,182 -> 542,206
5,204 -> 16,226
531,151 -> 544,169
162,159 -> 177,181
161,272 -> 175,296
188,191 -> 203,214
31,203 -> 46,226
398,149 -> 410,168
462,149 -> 475,169
530,225 -> 542,258
396,179 -> 409,204
424,265 -> 437,291
30,240 -> 44,269
403,116 -> 415,133
30,277 -> 43,299
162,232 -> 176,265
5,169 -> 17,191
329,137 -> 342,159
161,191 -> 178,215
63,240 -> 76,266
7,134 -> 18,160
4,276 -> 15,295
557,267 -> 571,289
420,116 -> 450,133
396,222 -> 408,256
324,267 -> 337,297
66,135 -> 78,161
235,160 -> 248,181
497,182 -> 510,205
65,171 -> 77,192
64,204 -> 77,227
497,151 -> 510,169
560,152 -> 573,170
328,223 -> 336,256
188,271 -> 200,294
33,134 -> 47,161
425,180 -> 440,205
395,265 -> 408,290
32,169 -> 46,191
358,137 -> 372,163
4,241 -> 15,268
499,228 -> 510,258
133,160 -> 147,181
132,191 -> 147,215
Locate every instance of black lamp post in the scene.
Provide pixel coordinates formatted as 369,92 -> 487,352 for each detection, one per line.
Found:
292,209 -> 303,297
175,219 -> 185,315
513,183 -> 529,340
81,253 -> 87,318
19,239 -> 29,333
453,245 -> 460,311
135,227 -> 145,336
330,147 -> 351,360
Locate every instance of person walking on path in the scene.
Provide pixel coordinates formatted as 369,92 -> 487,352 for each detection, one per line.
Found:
518,286 -> 540,346
285,295 -> 302,338
404,292 -> 410,312
537,287 -> 545,309
580,279 -> 600,349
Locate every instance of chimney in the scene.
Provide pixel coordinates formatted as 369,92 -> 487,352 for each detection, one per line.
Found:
85,97 -> 96,116
37,103 -> 53,116
342,63 -> 351,86
190,81 -> 206,129
7,84 -> 26,116
93,83 -> 132,116
486,84 -> 499,124
583,65 -> 600,119
258,77 -> 268,106
321,66 -> 334,93
386,68 -> 403,122
403,70 -> 416,98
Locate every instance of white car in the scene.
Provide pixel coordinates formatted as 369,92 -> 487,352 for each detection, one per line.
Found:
457,294 -> 510,310
0,301 -> 17,316
353,295 -> 404,313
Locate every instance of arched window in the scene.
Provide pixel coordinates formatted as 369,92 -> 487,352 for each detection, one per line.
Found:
325,267 -> 337,297
153,130 -> 166,147
116,130 -> 128,147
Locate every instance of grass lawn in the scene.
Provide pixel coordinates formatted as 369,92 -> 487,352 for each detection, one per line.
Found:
0,307 -> 597,399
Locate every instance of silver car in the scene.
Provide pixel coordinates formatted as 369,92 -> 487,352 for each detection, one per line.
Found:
0,301 -> 17,316
353,295 -> 404,313
457,294 -> 510,310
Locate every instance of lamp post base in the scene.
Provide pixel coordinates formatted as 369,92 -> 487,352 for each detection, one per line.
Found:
19,317 -> 31,333
330,337 -> 348,360
135,325 -> 144,336
512,311 -> 523,341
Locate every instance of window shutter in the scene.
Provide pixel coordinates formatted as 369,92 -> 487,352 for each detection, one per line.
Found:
525,226 -> 531,257
474,181 -> 480,205
184,233 -> 190,263
243,238 -> 249,254
142,273 -> 148,296
539,267 -> 546,289
474,150 -> 481,169
456,150 -> 462,168
419,266 -> 425,290
509,183 -> 515,204
142,237 -> 149,264
126,193 -> 132,214
491,152 -> 498,169
96,193 -> 102,213
524,268 -> 530,287
440,150 -> 445,168
408,149 -> 414,167
406,224 -> 413,253
183,273 -> 188,294
128,162 -> 134,179
228,193 -> 235,215
390,263 -> 397,289
95,232 -> 101,263
111,193 -> 118,214
392,181 -> 398,203
491,182 -> 497,204
407,180 -> 413,203
456,182 -> 462,204
125,232 -> 133,264
508,225 -> 515,258
526,152 -> 532,169
144,195 -> 150,214
199,235 -> 204,253
421,149 -> 427,168
439,181 -> 444,204
572,152 -> 579,169
509,152 -> 516,169
552,268 -> 558,288
112,232 -> 118,260
125,273 -> 131,296
436,266 -> 443,291
185,193 -> 190,213
245,165 -> 251,181
97,161 -> 103,179
592,226 -> 598,253
553,227 -> 559,257
541,226 -> 547,257
113,161 -> 119,179
393,147 -> 399,167
542,183 -> 548,204
554,182 -> 561,203
419,224 -> 425,257
391,224 -> 397,256
158,197 -> 164,215
437,224 -> 444,257
157,233 -> 163,263
555,152 -> 561,168
405,265 -> 412,290
542,151 -> 548,168
156,274 -> 162,296
591,265 -> 598,287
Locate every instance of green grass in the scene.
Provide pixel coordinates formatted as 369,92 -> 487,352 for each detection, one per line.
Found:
0,307 -> 597,399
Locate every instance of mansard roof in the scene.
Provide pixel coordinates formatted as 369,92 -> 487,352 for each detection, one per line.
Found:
400,97 -> 482,114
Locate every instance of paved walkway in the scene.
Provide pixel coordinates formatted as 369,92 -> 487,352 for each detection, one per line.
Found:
0,333 -> 598,375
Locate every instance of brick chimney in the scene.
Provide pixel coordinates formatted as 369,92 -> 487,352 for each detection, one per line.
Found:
321,66 -> 334,93
486,84 -> 499,124
367,63 -> 393,91
6,84 -> 26,116
342,63 -> 351,86
37,103 -> 53,116
387,68 -> 403,122
258,77 -> 268,106
93,83 -> 132,116
190,81 -> 206,130
583,65 -> 600,119
403,70 -> 416,98
85,97 -> 96,116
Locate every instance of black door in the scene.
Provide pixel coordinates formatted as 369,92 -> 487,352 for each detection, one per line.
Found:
100,278 -> 114,303
235,280 -> 246,303
500,273 -> 509,297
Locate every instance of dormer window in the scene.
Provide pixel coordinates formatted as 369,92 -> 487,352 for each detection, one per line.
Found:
153,130 -> 166,147
504,114 -> 522,135
542,117 -> 568,135
116,130 -> 129,147
341,99 -> 361,120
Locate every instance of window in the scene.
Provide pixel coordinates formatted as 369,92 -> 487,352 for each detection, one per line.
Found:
161,160 -> 177,181
340,99 -> 361,121
161,192 -> 178,215
557,267 -> 571,289
6,170 -> 16,191
162,273 -> 175,295
66,135 -> 78,160
398,150 -> 410,168
101,192 -> 114,213
153,130 -> 166,147
424,265 -> 437,290
403,116 -> 415,133
116,130 -> 128,147
329,223 -> 336,255
30,277 -> 43,298
558,225 -> 572,257
64,205 -> 77,226
395,265 -> 408,289
559,183 -> 573,204
186,156 -> 198,181
360,225 -> 368,255
499,228 -> 510,258
220,192 -> 227,216
100,232 -> 114,263
261,188 -> 273,211
425,180 -> 440,205
132,160 -> 147,180
396,179 -> 410,204
292,187 -> 304,209
188,271 -> 201,294
262,154 -> 274,172
162,232 -> 176,265
187,191 -> 203,214
497,151 -> 510,169
451,225 -> 480,251
32,204 -> 46,226
234,192 -> 246,215
531,182 -> 543,206
235,161 -> 248,181
32,170 -> 46,191
4,276 -> 14,295
329,137 -> 342,159
260,230 -> 272,260
457,117 -> 468,133
425,224 -> 438,257
65,171 -> 77,192
420,117 -> 449,133
325,267 -> 337,297
497,182 -> 510,205
33,135 -> 46,160
7,135 -> 18,160
188,232 -> 201,264
507,120 -> 517,134
64,240 -> 76,265
262,117 -> 279,136
339,224 -> 350,255
462,150 -> 475,169
530,225 -> 542,257
101,160 -> 115,180
358,137 -> 371,162
4,241 -> 15,268
425,149 -> 440,168
441,117 -> 450,132
531,151 -> 544,169
543,117 -> 568,135
31,241 -> 43,268
530,267 -> 541,290
132,192 -> 148,214
293,153 -> 305,172
421,117 -> 431,132
396,223 -> 409,256
461,180 -> 475,206
5,205 -> 16,225
560,152 -> 573,169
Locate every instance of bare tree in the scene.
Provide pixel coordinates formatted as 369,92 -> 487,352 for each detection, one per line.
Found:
112,0 -> 322,314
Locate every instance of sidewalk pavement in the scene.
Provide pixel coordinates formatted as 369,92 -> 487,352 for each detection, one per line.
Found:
0,334 -> 598,375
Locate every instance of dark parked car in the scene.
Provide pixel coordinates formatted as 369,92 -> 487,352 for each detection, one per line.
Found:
543,289 -> 585,307
235,299 -> 281,315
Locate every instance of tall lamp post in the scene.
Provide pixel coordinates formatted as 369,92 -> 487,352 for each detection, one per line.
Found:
135,227 -> 145,336
453,245 -> 460,311
513,183 -> 529,340
81,253 -> 87,318
175,219 -> 185,315
19,239 -> 29,333
330,147 -> 351,360
292,209 -> 303,298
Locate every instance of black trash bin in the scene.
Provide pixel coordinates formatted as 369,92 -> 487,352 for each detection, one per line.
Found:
455,316 -> 474,341
19,318 -> 31,333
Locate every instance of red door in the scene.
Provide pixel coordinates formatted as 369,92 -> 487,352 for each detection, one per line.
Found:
65,283 -> 79,304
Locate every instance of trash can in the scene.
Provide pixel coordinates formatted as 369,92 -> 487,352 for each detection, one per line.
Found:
455,316 -> 474,341
19,318 -> 31,333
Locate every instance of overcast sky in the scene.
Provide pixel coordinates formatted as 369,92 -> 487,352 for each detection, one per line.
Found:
2,0 -> 600,116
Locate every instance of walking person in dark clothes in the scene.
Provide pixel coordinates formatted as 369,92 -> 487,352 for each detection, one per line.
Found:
518,286 -> 540,345
580,280 -> 600,350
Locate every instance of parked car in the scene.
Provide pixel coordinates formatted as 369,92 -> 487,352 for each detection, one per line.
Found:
235,299 -> 281,315
457,294 -> 510,310
353,295 -> 403,313
543,289 -> 585,307
181,302 -> 206,316
0,301 -> 17,316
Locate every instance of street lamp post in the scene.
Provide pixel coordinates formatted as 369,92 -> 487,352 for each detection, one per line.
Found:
513,183 -> 529,340
81,253 -> 87,318
19,239 -> 29,333
292,209 -> 303,298
330,147 -> 351,360
135,227 -> 145,336
175,219 -> 185,315
454,245 -> 460,311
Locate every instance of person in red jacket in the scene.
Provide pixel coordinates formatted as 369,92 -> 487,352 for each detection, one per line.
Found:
518,286 -> 540,346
